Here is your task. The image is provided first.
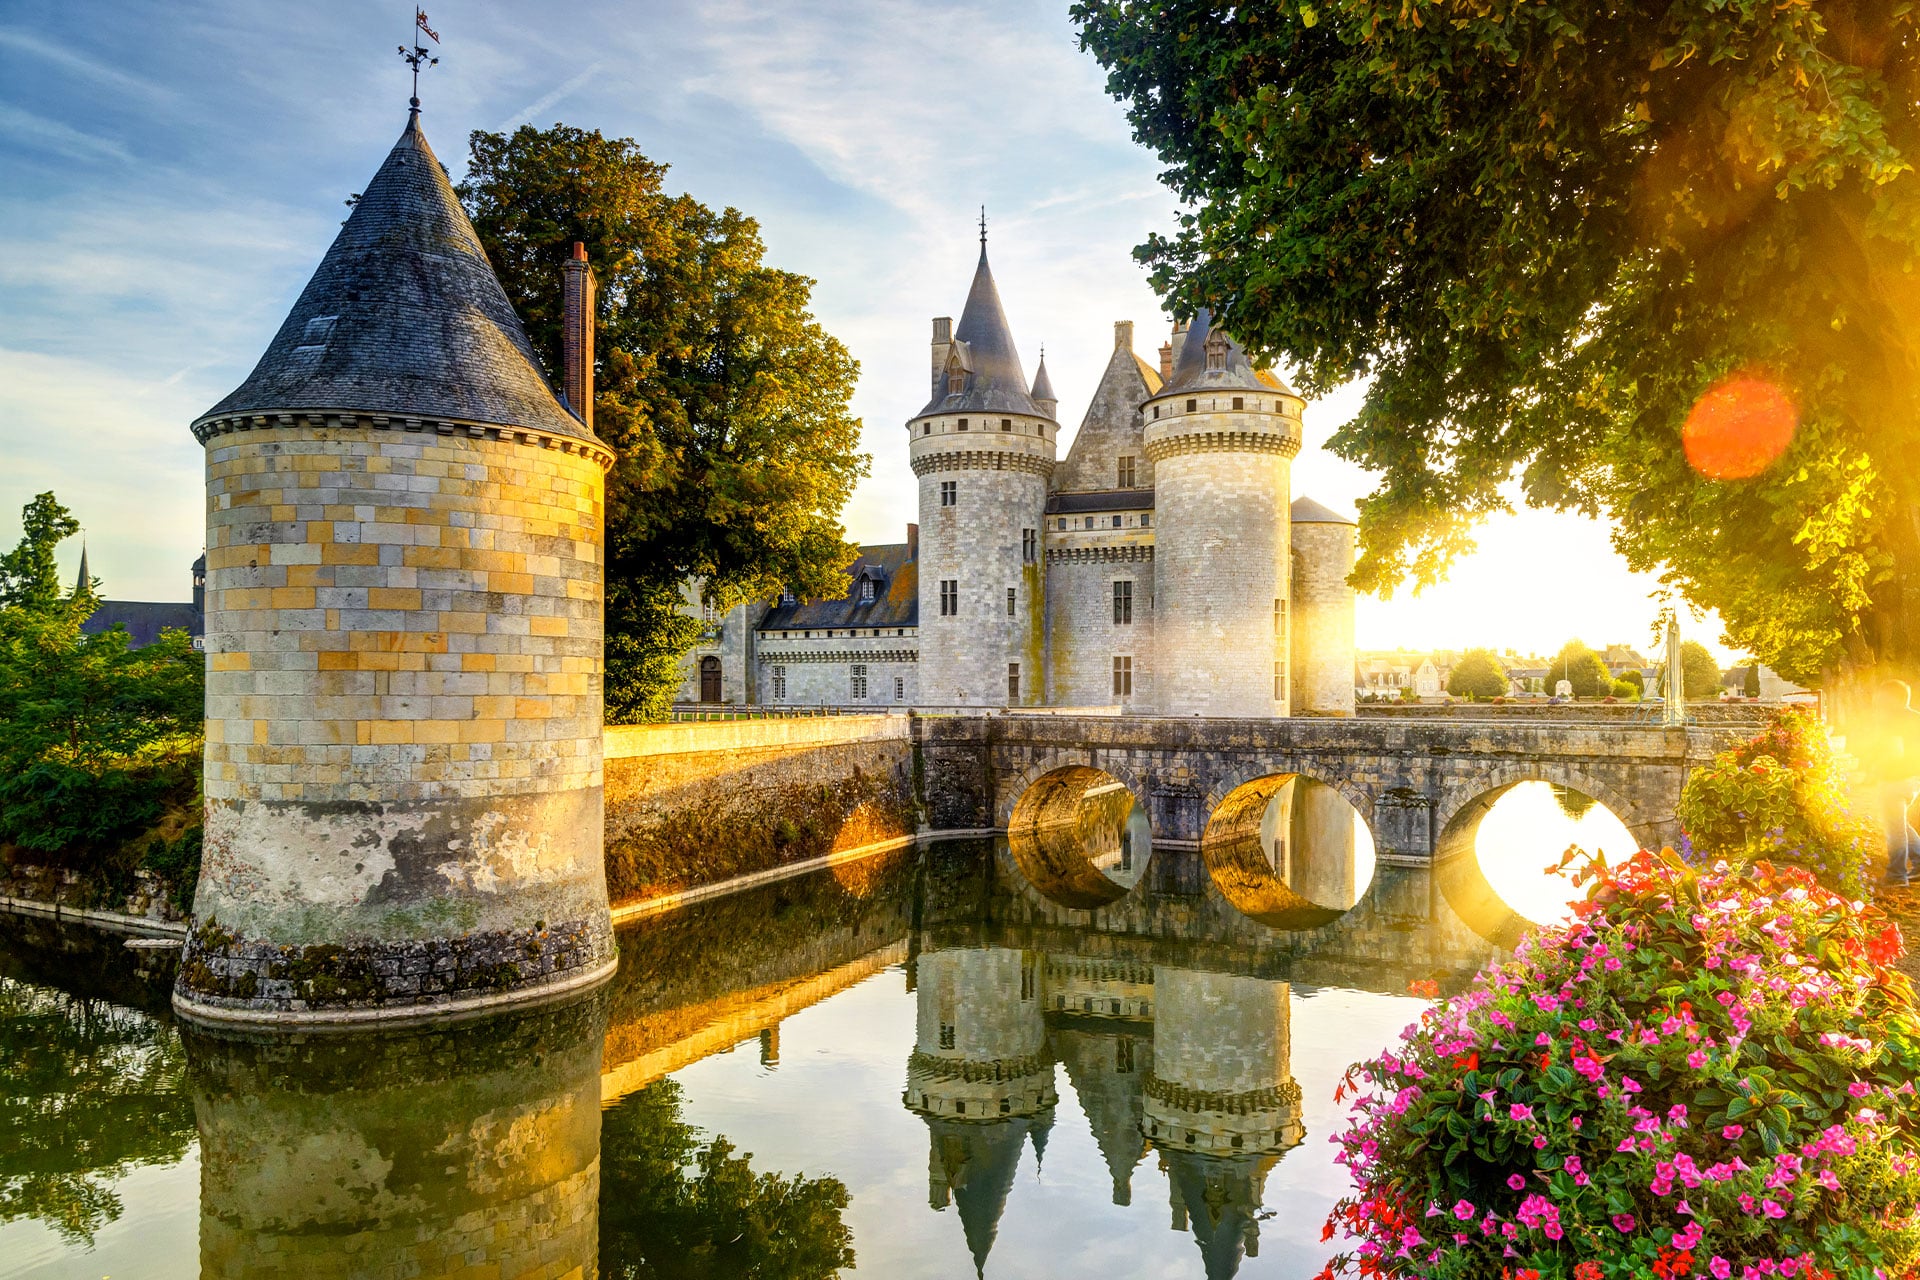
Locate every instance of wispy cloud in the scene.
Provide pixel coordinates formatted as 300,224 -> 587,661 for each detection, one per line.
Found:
0,102 -> 130,163
494,60 -> 606,133
0,28 -> 176,103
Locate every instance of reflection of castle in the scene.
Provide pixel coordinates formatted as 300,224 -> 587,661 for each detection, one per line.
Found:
904,943 -> 1303,1279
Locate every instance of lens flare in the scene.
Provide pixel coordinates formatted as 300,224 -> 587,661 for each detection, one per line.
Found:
1682,372 -> 1797,480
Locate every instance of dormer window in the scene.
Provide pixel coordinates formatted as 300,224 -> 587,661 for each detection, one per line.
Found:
859,578 -> 876,604
780,590 -> 796,606
948,370 -> 965,394
1205,333 -> 1228,371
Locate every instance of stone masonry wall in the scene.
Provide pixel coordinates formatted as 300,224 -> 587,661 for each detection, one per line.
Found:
183,423 -> 613,1015
603,715 -> 917,905
1291,522 -> 1356,716
1045,549 -> 1154,709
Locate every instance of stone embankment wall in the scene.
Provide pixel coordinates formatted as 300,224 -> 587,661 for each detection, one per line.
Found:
603,714 -> 917,906
1359,703 -> 1772,727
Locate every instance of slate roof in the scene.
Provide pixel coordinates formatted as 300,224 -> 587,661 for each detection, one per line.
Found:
918,245 -> 1045,419
199,114 -> 591,441
758,542 -> 918,631
1046,489 -> 1155,514
1030,353 -> 1056,403
1290,495 -> 1356,525
82,601 -> 201,647
1151,309 -> 1293,401
1055,338 -> 1162,494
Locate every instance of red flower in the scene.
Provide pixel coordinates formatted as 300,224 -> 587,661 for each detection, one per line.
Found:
1868,923 -> 1905,966
1407,978 -> 1440,998
1574,1263 -> 1603,1280
1452,1051 -> 1479,1072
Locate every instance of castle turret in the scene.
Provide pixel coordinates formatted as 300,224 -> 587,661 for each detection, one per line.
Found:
1289,497 -> 1358,716
910,233 -> 1056,707
1143,311 -> 1303,716
1029,349 -> 1058,421
177,112 -> 616,1023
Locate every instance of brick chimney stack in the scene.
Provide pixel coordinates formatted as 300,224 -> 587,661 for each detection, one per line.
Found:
1158,340 -> 1174,381
1115,320 -> 1133,351
907,522 -> 919,561
562,242 -> 596,432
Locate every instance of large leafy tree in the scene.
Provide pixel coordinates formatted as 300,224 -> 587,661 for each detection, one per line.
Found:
459,125 -> 868,721
1072,1 -> 1920,703
1446,648 -> 1509,699
1548,640 -> 1614,699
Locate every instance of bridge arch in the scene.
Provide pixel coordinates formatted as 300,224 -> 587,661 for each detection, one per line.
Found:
1003,757 -> 1155,911
1198,767 -> 1377,930
999,752 -> 1152,833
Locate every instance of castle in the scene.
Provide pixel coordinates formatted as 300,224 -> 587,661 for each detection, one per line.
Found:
681,234 -> 1357,716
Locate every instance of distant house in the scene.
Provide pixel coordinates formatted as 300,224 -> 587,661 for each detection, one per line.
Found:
75,549 -> 207,650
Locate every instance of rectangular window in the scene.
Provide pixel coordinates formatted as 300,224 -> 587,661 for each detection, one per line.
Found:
957,418 -> 969,431
1232,396 -> 1245,411
939,1023 -> 955,1050
1186,398 -> 1197,413
1274,660 -> 1288,701
1022,528 -> 1037,561
1140,513 -> 1150,527
1001,418 -> 1012,431
859,579 -> 875,603
939,480 -> 956,507
1116,1037 -> 1135,1073
1084,517 -> 1095,529
1112,515 -> 1122,528
1007,662 -> 1021,701
851,663 -> 868,700
1058,518 -> 1067,531
1113,580 -> 1133,624
1112,655 -> 1133,697
1275,596 -> 1287,636
1006,586 -> 1016,616
894,675 -> 904,701
939,580 -> 958,616
1117,455 -> 1136,488
772,665 -> 787,700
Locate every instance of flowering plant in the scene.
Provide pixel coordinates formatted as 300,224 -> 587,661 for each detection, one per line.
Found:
1679,709 -> 1877,896
1320,848 -> 1920,1280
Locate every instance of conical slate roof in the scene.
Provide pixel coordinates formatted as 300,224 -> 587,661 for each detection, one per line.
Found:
919,245 -> 1045,419
197,114 -> 591,442
1152,309 -> 1293,401
1029,352 -> 1056,404
1290,495 -> 1356,525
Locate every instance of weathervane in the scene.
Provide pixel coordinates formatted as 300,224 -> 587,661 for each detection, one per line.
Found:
979,205 -> 988,247
399,7 -> 440,112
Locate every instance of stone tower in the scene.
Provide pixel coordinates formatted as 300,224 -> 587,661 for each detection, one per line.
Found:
911,235 -> 1056,707
177,112 -> 617,1023
1144,311 -> 1303,716
1289,497 -> 1358,716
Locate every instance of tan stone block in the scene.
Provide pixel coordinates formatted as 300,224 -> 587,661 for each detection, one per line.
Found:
489,571 -> 535,595
366,587 -> 422,611
413,720 -> 462,744
459,719 -> 506,744
322,542 -> 381,566
269,587 -> 316,609
462,653 -> 497,672
440,611 -> 489,634
210,652 -> 251,672
514,698 -> 552,719
368,720 -> 414,745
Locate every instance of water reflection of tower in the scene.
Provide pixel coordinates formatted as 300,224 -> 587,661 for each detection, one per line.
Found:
1044,953 -> 1154,1205
1260,777 -> 1360,909
904,947 -> 1057,1278
187,997 -> 605,1280
1147,968 -> 1305,1279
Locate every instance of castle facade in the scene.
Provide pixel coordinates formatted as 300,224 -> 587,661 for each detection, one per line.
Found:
680,238 -> 1356,717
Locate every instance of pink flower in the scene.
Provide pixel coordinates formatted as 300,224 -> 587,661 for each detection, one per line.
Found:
1762,1199 -> 1787,1219
1509,1103 -> 1534,1121
1688,1049 -> 1709,1069
1710,1257 -> 1731,1279
1453,1199 -> 1475,1220
1507,1174 -> 1526,1190
1848,1081 -> 1872,1098
1722,1124 -> 1745,1140
1612,1213 -> 1636,1232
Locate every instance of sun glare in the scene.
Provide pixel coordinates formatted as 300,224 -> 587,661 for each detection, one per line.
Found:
1681,371 -> 1797,481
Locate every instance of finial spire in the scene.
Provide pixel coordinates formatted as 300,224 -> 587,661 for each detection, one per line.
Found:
979,205 -> 987,249
399,7 -> 440,113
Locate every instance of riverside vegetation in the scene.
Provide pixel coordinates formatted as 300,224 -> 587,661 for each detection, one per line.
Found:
0,494 -> 203,912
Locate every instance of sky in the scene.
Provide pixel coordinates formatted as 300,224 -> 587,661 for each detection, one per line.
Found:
0,0 -> 1741,664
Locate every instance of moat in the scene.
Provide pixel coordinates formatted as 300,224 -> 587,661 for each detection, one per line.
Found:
1,795 -> 1617,1280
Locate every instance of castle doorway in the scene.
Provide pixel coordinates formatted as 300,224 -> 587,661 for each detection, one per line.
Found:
699,656 -> 722,703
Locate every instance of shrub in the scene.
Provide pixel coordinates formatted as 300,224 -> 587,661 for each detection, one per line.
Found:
1612,679 -> 1640,701
1451,650 -> 1511,700
1321,850 -> 1920,1280
1679,708 -> 1877,896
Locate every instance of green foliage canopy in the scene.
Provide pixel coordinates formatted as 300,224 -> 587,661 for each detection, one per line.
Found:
459,125 -> 869,721
1548,640 -> 1613,699
1072,1 -> 1920,690
1446,648 -> 1509,699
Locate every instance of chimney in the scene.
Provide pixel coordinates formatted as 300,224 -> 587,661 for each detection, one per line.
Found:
1158,341 -> 1173,381
1114,320 -> 1133,351
907,522 -> 919,561
930,316 -> 953,397
1169,318 -> 1188,374
562,241 -> 596,432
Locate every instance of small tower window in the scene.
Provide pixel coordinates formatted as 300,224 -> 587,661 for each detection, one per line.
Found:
851,663 -> 868,699
1001,418 -> 1012,431
939,580 -> 958,616
894,675 -> 905,700
1186,398 -> 1197,413
1113,580 -> 1133,625
1206,333 -> 1228,371
1006,587 -> 1016,616
957,418 -> 969,431
1112,655 -> 1133,696
940,480 -> 957,507
1117,455 -> 1136,488
1275,596 -> 1287,635
1233,396 -> 1245,411
1274,659 -> 1288,701
1112,515 -> 1122,529
772,665 -> 787,699
1007,662 -> 1021,701
1140,513 -> 1150,528
1022,529 -> 1037,561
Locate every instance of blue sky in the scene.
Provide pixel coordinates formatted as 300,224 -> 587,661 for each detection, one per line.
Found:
0,0 -> 1738,662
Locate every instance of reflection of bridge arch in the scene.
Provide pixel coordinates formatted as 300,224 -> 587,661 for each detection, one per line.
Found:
1200,764 -> 1372,839
1198,772 -> 1375,931
1431,768 -> 1640,949
1433,763 -> 1650,853
1004,760 -> 1155,912
999,753 -> 1152,833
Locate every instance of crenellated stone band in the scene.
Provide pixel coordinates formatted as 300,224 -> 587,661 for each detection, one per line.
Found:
1143,1074 -> 1305,1115
1044,544 -> 1155,565
757,648 -> 918,663
907,1050 -> 1054,1083
1144,429 -> 1301,462
910,449 -> 1056,478
191,410 -> 616,471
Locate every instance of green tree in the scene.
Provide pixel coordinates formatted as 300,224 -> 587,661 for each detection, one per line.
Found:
1610,678 -> 1639,701
1744,663 -> 1763,698
599,1078 -> 854,1279
1072,2 -> 1920,699
1619,669 -> 1646,696
0,495 -> 202,859
1446,648 -> 1508,699
459,125 -> 869,721
1548,641 -> 1613,699
1683,639 -> 1724,699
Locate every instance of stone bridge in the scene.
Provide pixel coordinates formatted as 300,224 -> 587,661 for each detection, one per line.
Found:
916,712 -> 1740,865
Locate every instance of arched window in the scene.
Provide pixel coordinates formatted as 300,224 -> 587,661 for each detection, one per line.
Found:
1205,333 -> 1228,371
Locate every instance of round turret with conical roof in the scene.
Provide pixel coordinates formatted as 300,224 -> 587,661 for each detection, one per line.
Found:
1143,311 -> 1304,716
910,234 -> 1056,707
177,112 -> 616,1025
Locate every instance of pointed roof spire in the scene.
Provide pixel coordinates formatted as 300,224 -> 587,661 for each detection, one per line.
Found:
917,223 -> 1043,419
197,115 -> 590,443
1029,345 -> 1056,406
1151,308 -> 1294,400
73,541 -> 90,597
